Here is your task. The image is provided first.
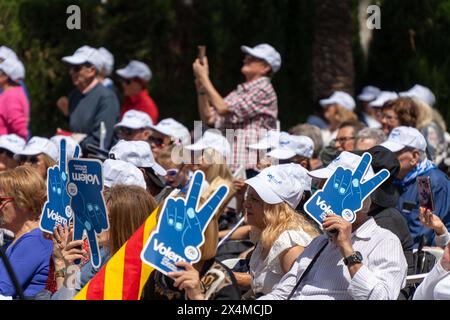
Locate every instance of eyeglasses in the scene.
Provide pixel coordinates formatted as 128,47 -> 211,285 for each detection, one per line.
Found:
18,155 -> 40,165
335,136 -> 355,145
0,148 -> 14,158
166,169 -> 179,177
382,114 -> 398,121
0,197 -> 14,208
149,136 -> 165,147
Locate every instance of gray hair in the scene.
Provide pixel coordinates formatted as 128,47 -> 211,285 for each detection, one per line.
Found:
355,128 -> 386,146
289,124 -> 323,158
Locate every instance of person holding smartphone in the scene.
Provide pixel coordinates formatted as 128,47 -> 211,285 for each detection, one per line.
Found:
193,43 -> 281,177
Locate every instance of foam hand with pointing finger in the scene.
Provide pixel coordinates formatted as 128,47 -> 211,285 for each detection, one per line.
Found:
141,171 -> 229,275
40,139 -> 80,234
305,153 -> 390,225
67,159 -> 108,269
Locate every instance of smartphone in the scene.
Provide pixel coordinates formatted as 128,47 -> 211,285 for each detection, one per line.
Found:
417,176 -> 434,212
197,45 -> 206,65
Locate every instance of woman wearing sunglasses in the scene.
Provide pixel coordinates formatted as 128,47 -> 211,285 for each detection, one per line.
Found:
0,166 -> 51,299
14,137 -> 58,180
0,134 -> 25,172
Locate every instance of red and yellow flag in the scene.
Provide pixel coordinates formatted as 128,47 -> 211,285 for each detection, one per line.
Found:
73,208 -> 158,300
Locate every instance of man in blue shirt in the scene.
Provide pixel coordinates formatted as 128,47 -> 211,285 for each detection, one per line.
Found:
381,126 -> 450,248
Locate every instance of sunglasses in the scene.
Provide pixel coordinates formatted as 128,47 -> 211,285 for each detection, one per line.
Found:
149,136 -> 165,147
166,169 -> 179,177
70,63 -> 93,72
18,155 -> 40,165
0,196 -> 14,208
0,148 -> 14,158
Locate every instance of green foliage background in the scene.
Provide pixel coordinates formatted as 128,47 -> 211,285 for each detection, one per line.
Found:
0,0 -> 449,137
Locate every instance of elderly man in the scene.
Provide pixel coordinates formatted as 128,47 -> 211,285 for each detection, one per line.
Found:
259,152 -> 407,300
335,120 -> 366,152
381,126 -> 450,247
114,109 -> 153,142
193,43 -> 281,176
116,60 -> 159,123
60,46 -> 120,153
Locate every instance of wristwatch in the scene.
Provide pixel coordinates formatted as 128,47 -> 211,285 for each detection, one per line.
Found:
55,268 -> 66,278
343,251 -> 363,266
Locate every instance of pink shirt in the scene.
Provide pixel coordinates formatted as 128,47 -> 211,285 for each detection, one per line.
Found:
0,86 -> 29,140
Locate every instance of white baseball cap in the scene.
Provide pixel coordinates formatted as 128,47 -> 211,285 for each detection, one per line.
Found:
0,134 -> 26,154
50,135 -> 82,160
0,46 -> 18,61
241,43 -> 282,73
319,91 -> 356,111
357,86 -> 381,102
0,59 -> 25,82
62,46 -> 104,71
115,110 -> 153,130
116,60 -> 152,82
381,126 -> 427,153
399,84 -> 436,107
109,140 -> 166,176
97,47 -> 114,76
245,163 -> 311,209
185,130 -> 231,159
267,133 -> 314,159
308,151 -> 375,181
15,137 -> 58,162
368,91 -> 398,108
151,118 -> 191,145
103,159 -> 146,189
248,130 -> 283,150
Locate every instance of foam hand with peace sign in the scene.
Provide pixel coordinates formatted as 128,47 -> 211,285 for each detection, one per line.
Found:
304,153 -> 389,225
141,170 -> 229,275
68,159 -> 108,268
40,139 -> 80,234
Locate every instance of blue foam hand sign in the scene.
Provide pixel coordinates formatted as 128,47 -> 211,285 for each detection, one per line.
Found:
67,159 -> 108,269
40,139 -> 80,234
141,170 -> 229,275
304,153 -> 390,225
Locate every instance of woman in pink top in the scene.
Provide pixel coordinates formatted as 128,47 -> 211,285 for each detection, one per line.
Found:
0,59 -> 29,140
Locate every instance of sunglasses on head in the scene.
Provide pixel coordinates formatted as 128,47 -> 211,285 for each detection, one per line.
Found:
0,196 -> 14,207
18,155 -> 39,165
0,148 -> 14,158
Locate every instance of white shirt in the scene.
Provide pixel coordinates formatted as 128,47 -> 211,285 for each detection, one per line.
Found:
250,230 -> 313,295
259,218 -> 407,300
413,230 -> 450,300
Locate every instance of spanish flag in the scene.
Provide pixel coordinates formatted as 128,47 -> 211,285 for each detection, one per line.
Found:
73,208 -> 158,300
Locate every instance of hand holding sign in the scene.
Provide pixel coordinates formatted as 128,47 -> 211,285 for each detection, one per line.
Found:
68,159 -> 108,268
141,171 -> 229,275
40,139 -> 80,234
305,153 -> 389,225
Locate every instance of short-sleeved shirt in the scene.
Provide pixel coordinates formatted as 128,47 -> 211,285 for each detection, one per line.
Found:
213,77 -> 278,171
0,228 -> 52,298
249,230 -> 313,295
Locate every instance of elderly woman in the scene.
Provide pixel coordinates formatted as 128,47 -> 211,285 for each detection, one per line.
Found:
0,166 -> 51,298
0,59 -> 29,140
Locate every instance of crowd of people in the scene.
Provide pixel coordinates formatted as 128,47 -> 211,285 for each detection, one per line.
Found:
0,42 -> 450,300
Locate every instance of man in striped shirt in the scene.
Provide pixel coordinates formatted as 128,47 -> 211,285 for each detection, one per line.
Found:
193,44 -> 281,175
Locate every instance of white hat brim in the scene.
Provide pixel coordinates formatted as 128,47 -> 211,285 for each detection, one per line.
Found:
267,148 -> 296,160
62,55 -> 87,65
150,162 -> 167,176
116,68 -> 133,79
319,98 -> 334,107
307,167 -> 334,180
114,120 -> 143,130
245,176 -> 283,205
380,140 -> 405,153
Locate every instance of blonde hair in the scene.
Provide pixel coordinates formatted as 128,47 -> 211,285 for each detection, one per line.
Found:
336,106 -> 358,124
414,98 -> 434,130
260,202 -> 320,250
105,185 -> 157,254
0,166 -> 46,220
202,148 -> 234,184
40,153 -> 57,180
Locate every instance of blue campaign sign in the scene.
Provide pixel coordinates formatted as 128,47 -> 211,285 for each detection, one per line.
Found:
304,153 -> 390,225
67,158 -> 109,269
40,139 -> 80,234
141,171 -> 229,275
